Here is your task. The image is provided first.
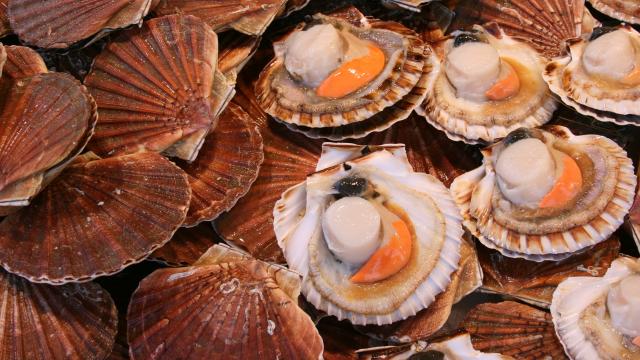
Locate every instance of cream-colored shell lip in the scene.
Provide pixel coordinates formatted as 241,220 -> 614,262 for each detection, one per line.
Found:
589,0 -> 640,25
255,15 -> 426,129
418,25 -> 558,145
450,126 -> 637,262
544,26 -> 640,126
551,256 -> 640,360
273,143 -> 463,325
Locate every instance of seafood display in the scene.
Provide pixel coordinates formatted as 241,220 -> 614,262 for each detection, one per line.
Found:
451,126 -> 636,261
551,256 -> 640,359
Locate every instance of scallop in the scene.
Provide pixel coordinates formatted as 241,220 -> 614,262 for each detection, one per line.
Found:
589,0 -> 640,24
0,0 -> 9,38
2,46 -> 48,80
150,223 -> 218,267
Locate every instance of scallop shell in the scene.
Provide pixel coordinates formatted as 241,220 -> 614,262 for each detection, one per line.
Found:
0,269 -> 118,360
0,43 -> 5,73
418,25 -> 558,144
153,0 -> 287,36
463,301 -> 566,359
179,102 -> 263,226
589,0 -> 640,24
283,0 -> 311,16
84,14 -> 219,162
543,26 -> 640,127
150,223 -> 218,267
8,0 -> 155,48
255,14 -> 426,130
218,33 -> 261,80
450,126 -> 637,261
0,72 -> 97,215
3,46 -> 48,79
127,244 -> 324,359
0,0 -> 9,38
449,0 -> 595,59
0,152 -> 191,284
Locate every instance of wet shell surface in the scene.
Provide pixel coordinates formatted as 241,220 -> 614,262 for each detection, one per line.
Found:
0,72 -> 97,215
2,46 -> 48,80
255,13 -> 426,131
0,269 -> 118,360
543,26 -> 640,127
589,0 -> 640,24
150,223 -> 218,267
463,301 -> 566,359
178,102 -> 264,226
84,14 -> 219,162
451,126 -> 637,261
0,0 -> 8,38
0,152 -> 191,284
127,244 -> 324,360
419,25 -> 558,144
154,0 -> 287,36
274,143 -> 463,325
8,0 -> 155,48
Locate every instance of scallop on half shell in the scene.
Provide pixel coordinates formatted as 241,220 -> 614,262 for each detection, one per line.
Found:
450,126 -> 636,261
589,0 -> 640,25
544,25 -> 640,126
127,244 -> 324,360
551,256 -> 640,360
274,143 -> 463,325
418,25 -> 557,144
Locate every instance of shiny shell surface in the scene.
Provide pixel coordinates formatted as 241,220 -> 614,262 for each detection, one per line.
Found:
2,46 -> 47,80
589,0 -> 640,24
150,223 -> 218,267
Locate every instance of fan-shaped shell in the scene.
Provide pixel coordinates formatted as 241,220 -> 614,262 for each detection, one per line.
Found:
218,33 -> 261,80
0,1 -> 8,38
463,301 -> 565,359
0,152 -> 191,284
2,46 -> 48,80
0,72 -> 97,215
589,0 -> 640,24
0,269 -> 118,360
450,126 -> 637,261
127,246 -> 324,359
8,0 -> 155,49
84,14 -> 219,162
150,223 -> 218,267
179,102 -> 263,226
153,0 -> 287,36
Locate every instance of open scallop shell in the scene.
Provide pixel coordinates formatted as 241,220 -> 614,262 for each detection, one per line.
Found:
543,25 -> 640,127
274,143 -> 463,325
0,269 -> 118,360
589,0 -> 640,24
418,25 -> 558,145
451,126 -> 637,261
0,72 -> 97,215
150,223 -> 218,267
153,0 -> 287,36
8,0 -> 155,48
3,46 -> 48,80
178,102 -> 263,226
255,13 -> 426,132
127,244 -> 324,359
463,301 -> 565,359
84,14 -> 219,162
0,152 -> 191,284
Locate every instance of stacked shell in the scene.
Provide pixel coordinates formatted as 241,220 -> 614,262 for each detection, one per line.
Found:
450,126 -> 636,261
418,25 -> 558,144
273,143 -> 464,325
551,256 -> 640,359
588,0 -> 640,24
544,25 -> 640,126
255,10 -> 438,140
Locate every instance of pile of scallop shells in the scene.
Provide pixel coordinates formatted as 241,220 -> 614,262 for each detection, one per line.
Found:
0,0 -> 639,359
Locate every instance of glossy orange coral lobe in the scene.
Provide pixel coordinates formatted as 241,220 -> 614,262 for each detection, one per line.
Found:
316,44 -> 385,98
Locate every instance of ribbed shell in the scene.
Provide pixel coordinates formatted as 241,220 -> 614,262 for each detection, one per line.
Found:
589,0 -> 640,24
154,0 -> 287,36
178,102 -> 264,226
0,0 -> 9,38
84,14 -> 219,162
3,46 -> 48,79
0,73 -> 97,213
218,33 -> 261,78
463,301 -> 566,359
0,152 -> 191,284
0,43 -> 5,74
150,223 -> 218,267
0,269 -> 118,360
8,0 -> 155,49
127,258 -> 324,359
449,0 -> 592,59
255,17 -> 426,129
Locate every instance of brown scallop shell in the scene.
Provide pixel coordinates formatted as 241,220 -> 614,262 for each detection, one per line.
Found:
150,223 -> 219,267
0,0 -> 9,38
0,269 -> 118,360
84,14 -> 219,162
0,43 -> 5,73
0,72 -> 97,215
449,0 -> 594,58
178,102 -> 264,226
2,46 -> 48,79
463,301 -> 566,359
127,245 -> 324,359
218,33 -> 261,80
8,0 -> 155,49
0,152 -> 191,284
153,0 -> 287,36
